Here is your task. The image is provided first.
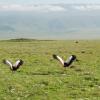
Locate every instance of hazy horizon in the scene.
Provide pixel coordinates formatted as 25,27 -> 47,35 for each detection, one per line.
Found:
0,1 -> 100,39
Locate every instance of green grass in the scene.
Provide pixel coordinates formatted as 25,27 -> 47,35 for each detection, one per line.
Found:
0,39 -> 100,100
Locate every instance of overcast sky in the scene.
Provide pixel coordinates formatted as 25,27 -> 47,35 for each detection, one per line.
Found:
0,0 -> 100,4
0,0 -> 100,12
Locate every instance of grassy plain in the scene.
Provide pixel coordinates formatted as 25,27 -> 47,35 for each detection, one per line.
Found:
0,39 -> 100,100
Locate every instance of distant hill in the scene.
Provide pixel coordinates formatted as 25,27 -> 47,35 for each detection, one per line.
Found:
0,4 -> 100,39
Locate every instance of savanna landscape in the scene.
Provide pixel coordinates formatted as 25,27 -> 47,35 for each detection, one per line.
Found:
0,0 -> 100,100
0,39 -> 100,100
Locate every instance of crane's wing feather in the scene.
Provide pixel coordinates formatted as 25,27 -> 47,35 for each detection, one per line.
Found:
3,59 -> 13,69
65,55 -> 76,66
13,60 -> 23,68
53,54 -> 64,66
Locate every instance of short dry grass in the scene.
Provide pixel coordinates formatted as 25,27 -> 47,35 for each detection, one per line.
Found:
0,39 -> 100,100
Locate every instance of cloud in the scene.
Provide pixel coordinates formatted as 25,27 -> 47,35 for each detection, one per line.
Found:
0,4 -> 66,12
73,5 -> 100,11
1,4 -> 100,12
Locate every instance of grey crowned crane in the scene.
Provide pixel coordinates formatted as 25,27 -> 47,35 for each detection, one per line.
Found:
53,54 -> 76,67
3,59 -> 23,71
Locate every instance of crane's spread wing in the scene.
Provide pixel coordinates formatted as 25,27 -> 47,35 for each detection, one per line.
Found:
65,55 -> 76,67
53,54 -> 64,66
3,59 -> 13,69
13,59 -> 23,68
